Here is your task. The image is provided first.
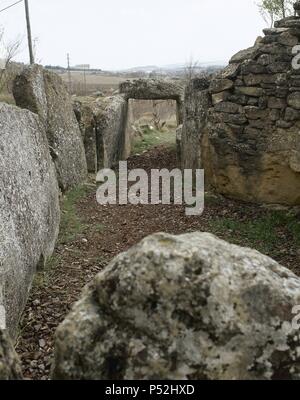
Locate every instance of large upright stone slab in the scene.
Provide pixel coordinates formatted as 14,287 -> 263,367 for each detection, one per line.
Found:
0,103 -> 60,338
13,65 -> 87,192
53,232 -> 300,380
94,95 -> 128,169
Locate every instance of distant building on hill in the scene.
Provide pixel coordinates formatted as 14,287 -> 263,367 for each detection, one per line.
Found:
73,64 -> 90,70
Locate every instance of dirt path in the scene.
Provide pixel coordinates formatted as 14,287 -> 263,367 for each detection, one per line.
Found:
16,144 -> 300,380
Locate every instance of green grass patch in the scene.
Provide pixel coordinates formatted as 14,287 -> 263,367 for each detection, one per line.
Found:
208,210 -> 300,255
93,223 -> 106,233
29,183 -> 101,289
204,192 -> 224,206
59,185 -> 90,244
33,254 -> 61,288
0,92 -> 15,105
132,127 -> 176,154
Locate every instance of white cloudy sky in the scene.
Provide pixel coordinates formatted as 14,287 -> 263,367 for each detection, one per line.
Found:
0,0 -> 266,70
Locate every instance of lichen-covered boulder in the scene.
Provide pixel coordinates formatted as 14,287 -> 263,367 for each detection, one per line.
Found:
176,124 -> 183,166
73,95 -> 128,170
0,330 -> 22,380
181,78 -> 211,170
94,95 -> 128,168
13,65 -> 87,192
52,232 -> 300,380
73,98 -> 98,173
0,103 -> 60,338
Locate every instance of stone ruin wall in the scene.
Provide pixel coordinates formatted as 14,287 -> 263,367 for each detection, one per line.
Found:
52,232 -> 300,380
181,16 -> 300,205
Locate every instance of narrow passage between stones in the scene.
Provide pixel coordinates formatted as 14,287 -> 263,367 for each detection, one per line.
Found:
16,142 -> 300,380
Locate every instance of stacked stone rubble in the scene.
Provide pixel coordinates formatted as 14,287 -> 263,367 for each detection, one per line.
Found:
181,78 -> 211,170
73,98 -> 98,173
182,15 -> 300,205
208,19 -> 300,204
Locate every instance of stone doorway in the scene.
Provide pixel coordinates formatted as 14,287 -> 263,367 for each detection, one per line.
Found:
125,98 -> 179,155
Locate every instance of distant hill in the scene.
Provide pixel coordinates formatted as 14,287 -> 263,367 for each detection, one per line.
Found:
118,61 -> 227,74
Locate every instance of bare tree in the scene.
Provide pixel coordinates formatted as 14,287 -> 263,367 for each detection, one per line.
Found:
0,29 -> 22,93
184,58 -> 200,83
151,100 -> 167,131
33,36 -> 42,64
257,0 -> 295,27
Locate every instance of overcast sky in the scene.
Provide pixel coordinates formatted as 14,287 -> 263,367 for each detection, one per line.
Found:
0,0 -> 266,70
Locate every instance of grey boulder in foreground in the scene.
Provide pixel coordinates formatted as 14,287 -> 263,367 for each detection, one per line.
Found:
52,232 -> 300,380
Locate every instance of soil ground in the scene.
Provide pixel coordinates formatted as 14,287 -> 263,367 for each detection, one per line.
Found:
16,135 -> 300,380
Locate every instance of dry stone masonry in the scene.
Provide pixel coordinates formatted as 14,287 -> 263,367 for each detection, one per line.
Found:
181,14 -> 300,205
13,65 -> 87,192
74,95 -> 128,171
53,232 -> 300,380
181,78 -> 211,170
94,95 -> 128,169
74,98 -> 98,173
0,103 -> 60,338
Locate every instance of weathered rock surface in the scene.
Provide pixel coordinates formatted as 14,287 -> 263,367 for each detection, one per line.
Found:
73,95 -> 130,170
52,232 -> 300,380
0,103 -> 60,337
176,124 -> 182,166
73,98 -> 98,173
13,65 -> 87,192
181,78 -> 211,170
181,17 -> 300,205
120,78 -> 185,124
0,330 -> 22,380
94,95 -> 128,169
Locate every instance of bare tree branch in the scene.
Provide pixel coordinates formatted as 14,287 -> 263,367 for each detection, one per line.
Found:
0,29 -> 22,93
184,58 -> 200,83
256,0 -> 294,27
